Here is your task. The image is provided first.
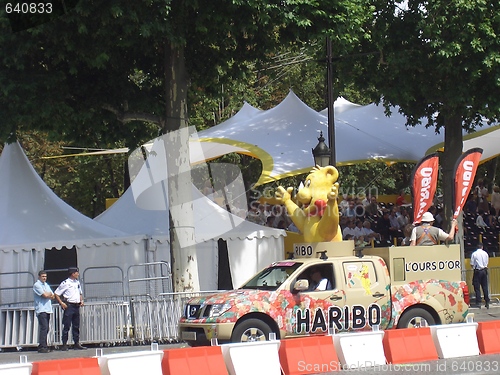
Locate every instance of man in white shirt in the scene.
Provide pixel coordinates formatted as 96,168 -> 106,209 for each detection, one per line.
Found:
309,268 -> 332,291
476,210 -> 488,230
361,221 -> 381,241
353,220 -> 364,239
342,220 -> 358,240
339,194 -> 350,215
470,243 -> 490,309
54,267 -> 86,351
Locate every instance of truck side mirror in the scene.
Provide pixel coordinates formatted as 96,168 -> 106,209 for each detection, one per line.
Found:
293,279 -> 309,292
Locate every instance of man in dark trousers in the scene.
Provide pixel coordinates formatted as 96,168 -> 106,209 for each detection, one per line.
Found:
33,270 -> 54,353
470,243 -> 490,309
54,267 -> 86,350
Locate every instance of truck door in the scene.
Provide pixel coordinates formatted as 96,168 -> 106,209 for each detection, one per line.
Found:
289,262 -> 345,336
341,260 -> 391,330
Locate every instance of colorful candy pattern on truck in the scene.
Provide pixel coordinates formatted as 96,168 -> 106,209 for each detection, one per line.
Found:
180,258 -> 467,341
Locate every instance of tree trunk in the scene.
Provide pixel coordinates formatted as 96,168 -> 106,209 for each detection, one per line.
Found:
441,112 -> 464,277
441,113 -> 463,224
164,42 -> 200,292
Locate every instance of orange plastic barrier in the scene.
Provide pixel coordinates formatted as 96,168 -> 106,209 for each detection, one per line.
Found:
279,335 -> 339,375
32,357 -> 100,375
477,321 -> 500,354
383,327 -> 438,364
162,346 -> 228,375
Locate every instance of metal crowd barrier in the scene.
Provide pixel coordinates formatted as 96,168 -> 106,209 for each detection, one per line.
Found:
462,266 -> 500,302
0,291 -> 219,350
0,272 -> 35,307
129,291 -> 219,344
0,308 -> 38,349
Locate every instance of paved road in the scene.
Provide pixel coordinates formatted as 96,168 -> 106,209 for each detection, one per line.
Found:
1,304 -> 499,374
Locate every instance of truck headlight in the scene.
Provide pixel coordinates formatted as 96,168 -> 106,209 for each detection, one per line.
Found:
209,303 -> 231,317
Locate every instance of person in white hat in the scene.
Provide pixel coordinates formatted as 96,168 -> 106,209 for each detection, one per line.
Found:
410,211 -> 458,246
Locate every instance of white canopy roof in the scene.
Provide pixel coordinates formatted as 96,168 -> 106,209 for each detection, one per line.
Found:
191,91 -> 500,185
95,144 -> 285,290
0,141 -> 140,253
95,176 -> 284,243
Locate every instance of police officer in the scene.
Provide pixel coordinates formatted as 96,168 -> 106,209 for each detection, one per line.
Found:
54,267 -> 86,350
410,212 -> 457,246
470,243 -> 490,309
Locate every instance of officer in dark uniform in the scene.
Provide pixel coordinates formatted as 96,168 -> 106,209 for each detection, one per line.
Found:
54,267 -> 86,350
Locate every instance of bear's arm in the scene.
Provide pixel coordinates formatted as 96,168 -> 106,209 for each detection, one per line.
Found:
275,186 -> 307,232
316,183 -> 341,241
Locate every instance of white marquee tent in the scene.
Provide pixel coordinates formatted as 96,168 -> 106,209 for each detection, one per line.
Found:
191,91 -> 500,185
0,141 -> 148,304
95,160 -> 286,290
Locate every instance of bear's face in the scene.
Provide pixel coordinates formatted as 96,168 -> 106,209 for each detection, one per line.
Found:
296,166 -> 338,213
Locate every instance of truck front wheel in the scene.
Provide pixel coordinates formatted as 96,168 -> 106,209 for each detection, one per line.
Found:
397,307 -> 436,328
231,319 -> 272,343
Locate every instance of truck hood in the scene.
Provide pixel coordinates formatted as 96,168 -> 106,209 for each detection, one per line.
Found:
187,289 -> 273,306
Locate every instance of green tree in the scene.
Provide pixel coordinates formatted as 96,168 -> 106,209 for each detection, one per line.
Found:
0,0 -> 374,291
346,0 -> 500,224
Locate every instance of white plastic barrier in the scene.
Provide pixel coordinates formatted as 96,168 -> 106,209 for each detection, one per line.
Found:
0,363 -> 32,375
220,340 -> 281,375
333,331 -> 386,369
97,349 -> 164,375
430,323 -> 480,359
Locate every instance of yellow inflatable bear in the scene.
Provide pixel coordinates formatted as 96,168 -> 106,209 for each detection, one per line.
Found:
275,165 -> 342,243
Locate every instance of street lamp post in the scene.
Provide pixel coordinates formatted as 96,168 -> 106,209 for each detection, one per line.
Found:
326,36 -> 336,166
312,131 -> 331,167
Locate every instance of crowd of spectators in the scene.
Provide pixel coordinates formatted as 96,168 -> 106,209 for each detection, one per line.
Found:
337,194 -> 412,247
463,182 -> 500,255
245,194 -> 415,247
246,203 -> 292,230
244,181 -> 500,255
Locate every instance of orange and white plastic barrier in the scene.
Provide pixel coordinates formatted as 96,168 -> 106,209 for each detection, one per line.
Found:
32,357 -> 100,375
162,345 -> 228,375
333,330 -> 386,369
477,321 -> 500,354
383,327 -> 438,364
220,340 -> 281,375
0,362 -> 32,375
8,319 -> 500,374
430,323 -> 480,359
279,335 -> 339,375
97,349 -> 163,375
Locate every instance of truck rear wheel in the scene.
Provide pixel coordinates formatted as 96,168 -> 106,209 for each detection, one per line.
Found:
397,307 -> 436,328
231,319 -> 272,343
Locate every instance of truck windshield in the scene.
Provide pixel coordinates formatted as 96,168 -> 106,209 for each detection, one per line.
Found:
240,262 -> 303,291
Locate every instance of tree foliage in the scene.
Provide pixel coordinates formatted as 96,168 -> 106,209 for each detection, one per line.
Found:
0,0 -> 373,140
342,0 -> 500,220
0,0 -> 375,215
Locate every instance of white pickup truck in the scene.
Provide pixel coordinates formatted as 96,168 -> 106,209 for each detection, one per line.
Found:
179,241 -> 469,345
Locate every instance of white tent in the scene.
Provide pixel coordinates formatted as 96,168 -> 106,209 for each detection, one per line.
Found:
191,91 -> 500,185
95,175 -> 286,290
189,101 -> 263,164
322,99 -> 500,164
0,142 -> 147,304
